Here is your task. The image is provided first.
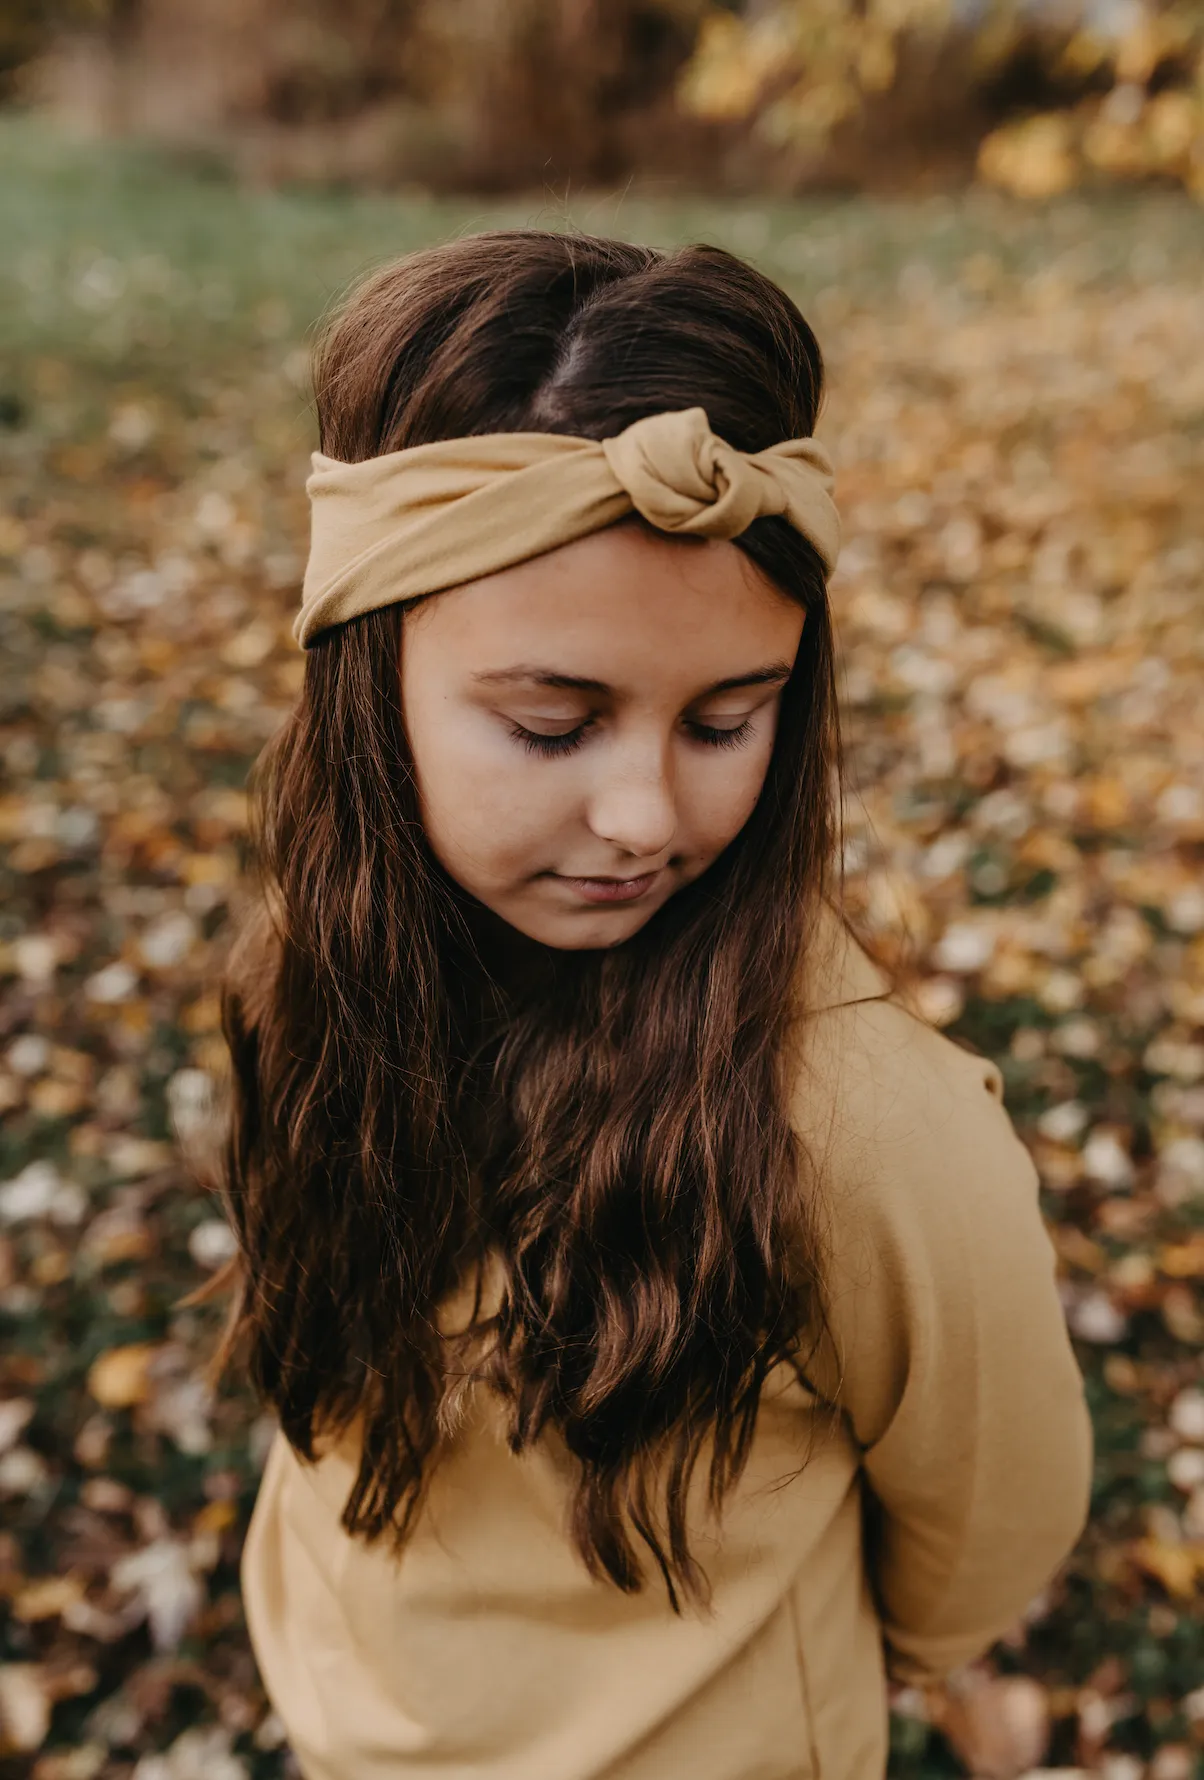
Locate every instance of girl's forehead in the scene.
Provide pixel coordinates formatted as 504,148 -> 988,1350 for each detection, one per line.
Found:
402,523 -> 803,682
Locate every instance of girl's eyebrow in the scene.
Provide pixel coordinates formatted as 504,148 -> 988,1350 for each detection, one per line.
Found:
471,662 -> 794,696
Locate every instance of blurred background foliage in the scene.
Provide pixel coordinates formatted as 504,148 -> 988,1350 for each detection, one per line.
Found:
682,0 -> 1204,198
1,0 -> 1204,197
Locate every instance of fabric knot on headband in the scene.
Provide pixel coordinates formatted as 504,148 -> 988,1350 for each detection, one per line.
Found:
295,405 -> 840,648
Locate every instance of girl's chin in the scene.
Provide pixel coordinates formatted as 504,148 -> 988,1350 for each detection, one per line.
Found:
497,900 -> 663,952
462,866 -> 696,951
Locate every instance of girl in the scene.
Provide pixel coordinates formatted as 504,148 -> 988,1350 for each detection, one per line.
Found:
218,231 -> 1092,1780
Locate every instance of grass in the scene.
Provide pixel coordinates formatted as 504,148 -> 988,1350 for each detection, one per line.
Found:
4,109 -> 1204,385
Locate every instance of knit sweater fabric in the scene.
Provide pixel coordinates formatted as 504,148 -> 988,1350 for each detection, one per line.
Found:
241,914 -> 1092,1780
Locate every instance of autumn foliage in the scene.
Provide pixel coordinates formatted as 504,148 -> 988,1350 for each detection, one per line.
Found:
0,118 -> 1202,1776
6,0 -> 1204,197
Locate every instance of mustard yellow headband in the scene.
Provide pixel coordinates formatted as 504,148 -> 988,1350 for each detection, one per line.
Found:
295,405 -> 840,649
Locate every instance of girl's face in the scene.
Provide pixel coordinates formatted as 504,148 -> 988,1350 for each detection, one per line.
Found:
400,521 -> 805,950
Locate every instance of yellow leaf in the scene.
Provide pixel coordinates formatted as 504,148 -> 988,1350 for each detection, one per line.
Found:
28,1080 -> 87,1120
194,1498 -> 238,1536
1131,1538 -> 1204,1599
1145,90 -> 1199,167
86,1343 -> 160,1409
978,115 -> 1078,200
12,1575 -> 84,1623
1057,29 -> 1110,80
191,1034 -> 230,1075
181,991 -> 222,1031
1162,1286 -> 1204,1345
1082,106 -> 1150,178
179,852 -> 235,890
677,14 -> 766,122
0,798 -> 29,844
30,1249 -> 71,1289
857,33 -> 896,94
1160,1238 -> 1204,1280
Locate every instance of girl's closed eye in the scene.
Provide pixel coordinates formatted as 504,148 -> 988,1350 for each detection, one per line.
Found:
687,716 -> 753,749
509,718 -> 595,756
507,713 -> 759,758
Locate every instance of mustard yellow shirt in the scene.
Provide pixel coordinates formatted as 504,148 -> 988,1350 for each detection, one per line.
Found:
240,916 -> 1092,1780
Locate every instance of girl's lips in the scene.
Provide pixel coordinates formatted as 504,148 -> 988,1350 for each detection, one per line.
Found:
554,870 -> 662,904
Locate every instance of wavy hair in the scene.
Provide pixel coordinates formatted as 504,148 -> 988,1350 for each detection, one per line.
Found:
213,230 -> 842,1613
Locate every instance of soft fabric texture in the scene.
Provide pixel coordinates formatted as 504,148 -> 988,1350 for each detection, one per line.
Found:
295,407 -> 841,648
241,911 -> 1092,1780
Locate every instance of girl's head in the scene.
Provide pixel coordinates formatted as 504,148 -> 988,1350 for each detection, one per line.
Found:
220,231 -> 840,1614
311,229 -> 831,948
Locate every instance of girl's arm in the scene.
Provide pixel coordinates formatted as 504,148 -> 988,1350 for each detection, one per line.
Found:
804,995 -> 1093,1683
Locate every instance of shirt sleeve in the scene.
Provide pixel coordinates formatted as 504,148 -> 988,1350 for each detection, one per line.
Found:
800,994 -> 1093,1684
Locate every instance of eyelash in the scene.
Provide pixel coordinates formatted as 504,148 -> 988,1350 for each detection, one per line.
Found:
509,718 -> 755,758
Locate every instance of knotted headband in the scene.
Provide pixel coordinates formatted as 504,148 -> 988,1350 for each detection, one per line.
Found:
295,405 -> 841,648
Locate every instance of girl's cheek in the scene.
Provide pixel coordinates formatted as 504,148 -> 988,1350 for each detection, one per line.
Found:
435,753 -> 580,871
687,743 -> 775,854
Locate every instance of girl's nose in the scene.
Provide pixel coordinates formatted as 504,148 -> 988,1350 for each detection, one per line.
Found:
586,744 -> 677,862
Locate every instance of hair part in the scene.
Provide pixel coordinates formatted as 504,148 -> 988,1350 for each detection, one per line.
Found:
213,229 -> 841,1613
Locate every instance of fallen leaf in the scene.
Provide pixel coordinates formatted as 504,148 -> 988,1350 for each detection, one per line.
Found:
110,1540 -> 205,1651
1130,1537 -> 1204,1599
86,1344 -> 161,1410
0,1663 -> 51,1753
0,1399 -> 35,1455
12,1574 -> 85,1623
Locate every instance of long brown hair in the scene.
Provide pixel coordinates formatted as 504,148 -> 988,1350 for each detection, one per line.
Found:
216,231 -> 842,1614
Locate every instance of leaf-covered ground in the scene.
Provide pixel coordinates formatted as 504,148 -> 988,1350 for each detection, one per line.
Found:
1,117 -> 1202,1780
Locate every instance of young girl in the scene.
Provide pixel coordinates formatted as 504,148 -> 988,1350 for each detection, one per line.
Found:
220,231 -> 1092,1780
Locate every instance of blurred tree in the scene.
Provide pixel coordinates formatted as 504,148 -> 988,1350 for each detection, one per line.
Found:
678,0 -> 1204,196
398,0 -> 715,186
1,0 -> 140,97
1,0 -> 47,91
6,0 -> 1204,193
14,0 -> 718,188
